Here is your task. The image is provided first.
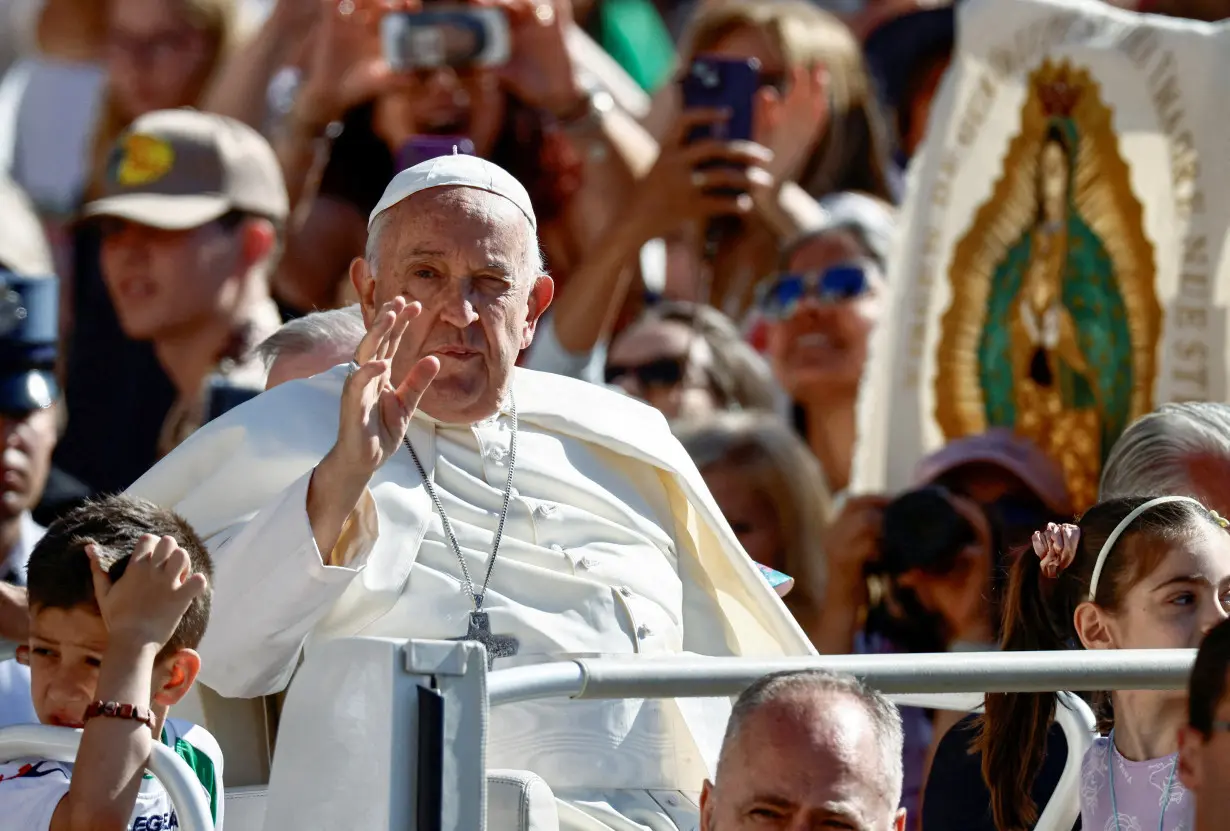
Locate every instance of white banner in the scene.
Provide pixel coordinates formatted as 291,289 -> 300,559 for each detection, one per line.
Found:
853,0 -> 1230,509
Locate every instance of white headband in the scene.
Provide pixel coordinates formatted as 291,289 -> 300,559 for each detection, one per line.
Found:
1087,495 -> 1205,601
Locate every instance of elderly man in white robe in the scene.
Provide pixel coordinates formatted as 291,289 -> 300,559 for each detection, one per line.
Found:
128,154 -> 813,830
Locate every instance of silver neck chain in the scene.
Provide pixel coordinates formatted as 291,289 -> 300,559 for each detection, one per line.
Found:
402,396 -> 518,612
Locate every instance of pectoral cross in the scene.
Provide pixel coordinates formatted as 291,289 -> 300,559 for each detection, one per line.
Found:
453,611 -> 519,670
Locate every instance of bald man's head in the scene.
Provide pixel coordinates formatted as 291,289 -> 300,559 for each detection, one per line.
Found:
701,671 -> 906,831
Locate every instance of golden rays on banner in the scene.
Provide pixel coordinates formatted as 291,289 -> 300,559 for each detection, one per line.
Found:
935,60 -> 1160,509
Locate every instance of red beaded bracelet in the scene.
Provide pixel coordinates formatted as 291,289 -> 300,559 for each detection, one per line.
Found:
84,700 -> 155,729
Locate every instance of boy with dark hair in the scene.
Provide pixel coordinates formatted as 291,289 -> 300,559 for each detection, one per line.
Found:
0,495 -> 223,830
1179,617 -> 1230,831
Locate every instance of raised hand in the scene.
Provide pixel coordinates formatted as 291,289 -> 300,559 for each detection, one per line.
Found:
482,0 -> 583,116
88,536 -> 208,650
335,297 -> 440,479
625,108 -> 774,239
294,0 -> 421,128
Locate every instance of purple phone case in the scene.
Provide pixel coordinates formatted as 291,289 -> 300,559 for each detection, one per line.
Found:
680,55 -> 761,145
396,136 -> 477,172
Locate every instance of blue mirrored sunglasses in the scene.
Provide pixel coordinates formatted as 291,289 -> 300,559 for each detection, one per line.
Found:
757,263 -> 873,319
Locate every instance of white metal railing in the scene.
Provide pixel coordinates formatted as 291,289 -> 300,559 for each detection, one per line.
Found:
487,648 -> 1196,705
0,724 -> 214,831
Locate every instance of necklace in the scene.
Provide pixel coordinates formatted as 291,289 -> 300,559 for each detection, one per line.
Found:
1107,729 -> 1177,831
402,395 -> 520,670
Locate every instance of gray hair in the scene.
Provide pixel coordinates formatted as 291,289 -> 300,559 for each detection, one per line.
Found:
255,304 -> 367,370
1100,402 -> 1230,498
718,669 -> 904,811
365,197 -> 547,278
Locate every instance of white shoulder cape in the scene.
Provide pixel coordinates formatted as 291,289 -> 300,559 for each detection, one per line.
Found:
128,365 -> 814,658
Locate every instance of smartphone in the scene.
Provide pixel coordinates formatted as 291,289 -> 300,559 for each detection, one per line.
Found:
680,55 -> 761,145
381,7 -> 511,71
397,135 -> 477,172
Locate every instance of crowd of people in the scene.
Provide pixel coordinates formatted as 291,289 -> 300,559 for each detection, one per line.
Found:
0,0 -> 1228,829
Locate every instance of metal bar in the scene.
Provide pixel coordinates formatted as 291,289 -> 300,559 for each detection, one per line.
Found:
0,724 -> 214,830
487,661 -> 586,706
487,650 -> 1195,707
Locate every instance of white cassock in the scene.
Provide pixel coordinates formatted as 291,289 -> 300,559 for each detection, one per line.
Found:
128,364 -> 815,830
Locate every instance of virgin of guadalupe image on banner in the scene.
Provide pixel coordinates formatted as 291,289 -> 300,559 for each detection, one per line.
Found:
852,0 -> 1230,508
935,60 -> 1159,509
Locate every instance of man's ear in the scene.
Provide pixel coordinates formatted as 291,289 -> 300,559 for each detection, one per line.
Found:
152,649 -> 202,709
350,257 -> 379,325
1177,725 -> 1205,792
521,275 -> 555,350
15,645 -> 29,666
1074,601 -> 1117,650
699,779 -> 715,831
893,806 -> 908,831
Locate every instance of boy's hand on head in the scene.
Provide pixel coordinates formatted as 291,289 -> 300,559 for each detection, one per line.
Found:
88,535 -> 208,650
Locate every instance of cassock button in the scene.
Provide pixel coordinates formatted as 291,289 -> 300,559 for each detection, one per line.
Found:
486,447 -> 506,463
509,487 -> 520,499
579,557 -> 596,570
536,504 -> 556,518
618,586 -> 632,597
550,544 -> 564,553
636,624 -> 651,639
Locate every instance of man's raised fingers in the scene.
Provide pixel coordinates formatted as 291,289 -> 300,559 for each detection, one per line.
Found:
393,355 -> 440,414
383,301 -> 419,363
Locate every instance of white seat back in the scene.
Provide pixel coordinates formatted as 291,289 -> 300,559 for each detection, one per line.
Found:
487,770 -> 559,831
223,785 -> 269,831
892,690 -> 1095,831
0,723 -> 214,831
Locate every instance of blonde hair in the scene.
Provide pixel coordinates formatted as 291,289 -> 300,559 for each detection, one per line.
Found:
85,0 -> 239,203
679,0 -> 894,201
676,411 -> 833,636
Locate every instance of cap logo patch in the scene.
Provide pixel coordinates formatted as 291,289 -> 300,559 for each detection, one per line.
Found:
113,134 -> 175,187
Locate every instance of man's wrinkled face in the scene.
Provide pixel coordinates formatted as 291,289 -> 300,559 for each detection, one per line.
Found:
700,694 -> 905,831
355,188 -> 552,424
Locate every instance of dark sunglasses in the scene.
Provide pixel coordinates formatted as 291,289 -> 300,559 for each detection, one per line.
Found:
604,356 -> 688,389
757,263 -> 873,319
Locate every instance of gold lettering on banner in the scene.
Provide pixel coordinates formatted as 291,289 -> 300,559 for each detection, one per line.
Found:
902,72 -> 997,391
1119,29 -> 1210,398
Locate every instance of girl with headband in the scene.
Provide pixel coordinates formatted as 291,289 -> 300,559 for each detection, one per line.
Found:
976,495 -> 1230,831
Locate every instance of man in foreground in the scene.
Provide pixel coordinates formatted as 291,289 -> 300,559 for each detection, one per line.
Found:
1178,617 -> 1230,829
701,669 -> 907,830
129,153 -> 812,830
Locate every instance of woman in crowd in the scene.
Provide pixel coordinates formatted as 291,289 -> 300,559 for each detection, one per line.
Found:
603,300 -> 779,419
675,410 -> 831,639
534,0 -> 890,378
648,0 -> 896,314
752,191 -> 895,499
254,0 -> 679,315
980,495 -> 1230,830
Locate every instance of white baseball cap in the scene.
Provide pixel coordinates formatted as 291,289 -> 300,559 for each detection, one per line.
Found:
369,152 -> 537,232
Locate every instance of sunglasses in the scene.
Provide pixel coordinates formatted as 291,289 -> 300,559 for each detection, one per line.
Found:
604,356 -> 688,389
757,263 -> 873,319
